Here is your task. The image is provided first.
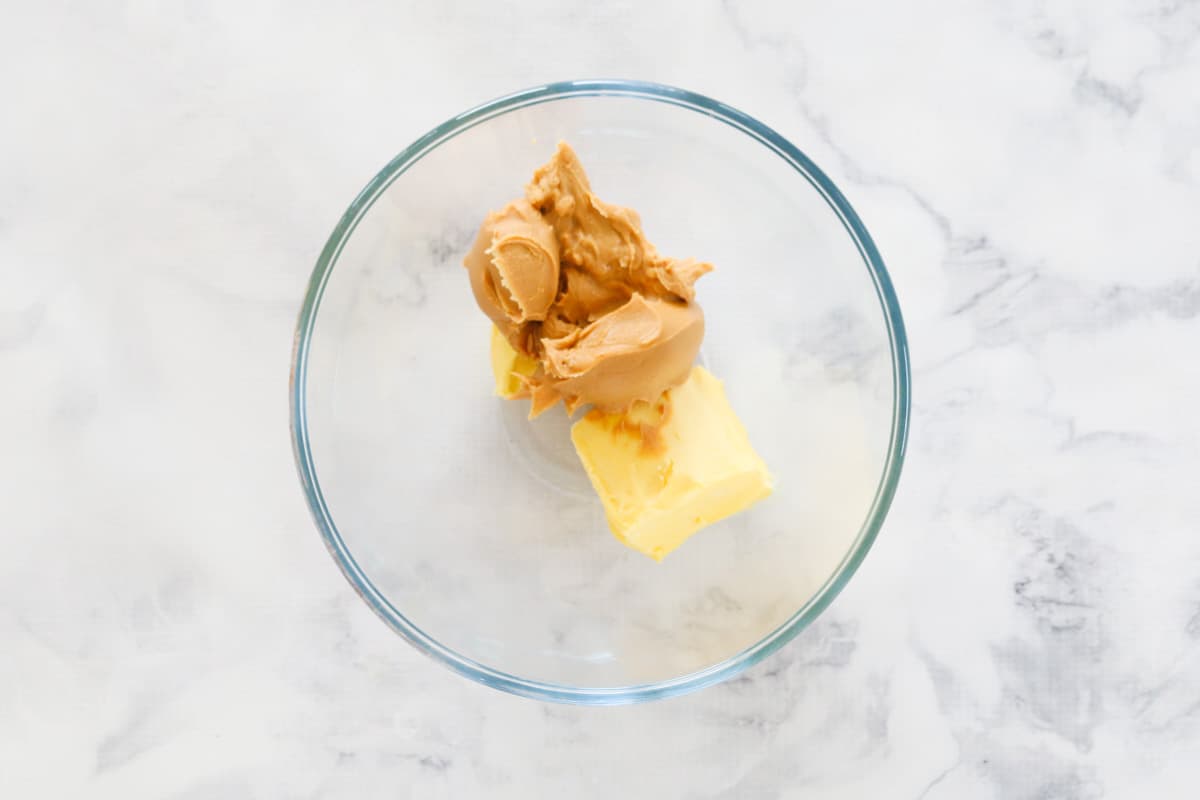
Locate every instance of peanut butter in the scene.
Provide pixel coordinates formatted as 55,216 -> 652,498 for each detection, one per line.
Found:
464,142 -> 711,416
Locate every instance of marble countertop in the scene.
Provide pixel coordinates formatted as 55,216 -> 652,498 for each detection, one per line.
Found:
5,1 -> 1200,797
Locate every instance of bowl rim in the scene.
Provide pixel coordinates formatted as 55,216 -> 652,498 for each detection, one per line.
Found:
289,79 -> 911,705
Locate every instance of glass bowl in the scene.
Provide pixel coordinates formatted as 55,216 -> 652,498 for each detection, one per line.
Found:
290,80 -> 910,704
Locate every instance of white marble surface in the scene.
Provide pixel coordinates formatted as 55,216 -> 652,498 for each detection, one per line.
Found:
4,1 -> 1200,796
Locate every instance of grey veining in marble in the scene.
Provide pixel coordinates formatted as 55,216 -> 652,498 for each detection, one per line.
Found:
3,0 -> 1199,797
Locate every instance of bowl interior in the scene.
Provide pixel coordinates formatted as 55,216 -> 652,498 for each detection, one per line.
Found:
295,84 -> 905,697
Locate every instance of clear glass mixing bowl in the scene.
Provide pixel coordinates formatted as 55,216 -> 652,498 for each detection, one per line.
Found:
290,80 -> 910,704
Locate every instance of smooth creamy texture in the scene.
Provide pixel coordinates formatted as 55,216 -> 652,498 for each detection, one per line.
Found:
542,294 -> 704,412
571,366 -> 774,561
463,142 -> 711,415
465,199 -> 560,327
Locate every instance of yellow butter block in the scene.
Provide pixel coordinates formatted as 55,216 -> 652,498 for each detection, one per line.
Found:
490,325 -> 538,399
570,366 -> 774,561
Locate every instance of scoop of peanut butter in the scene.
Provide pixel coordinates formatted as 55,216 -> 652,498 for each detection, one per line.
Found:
464,199 -> 560,325
463,142 -> 711,416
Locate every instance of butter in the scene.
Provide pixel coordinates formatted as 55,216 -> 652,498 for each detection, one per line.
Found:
473,144 -> 770,560
490,325 -> 538,398
570,366 -> 773,561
